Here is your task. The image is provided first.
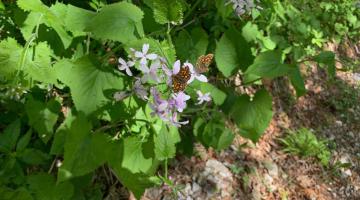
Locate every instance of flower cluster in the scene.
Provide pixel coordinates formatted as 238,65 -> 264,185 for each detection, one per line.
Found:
115,44 -> 212,127
227,0 -> 258,16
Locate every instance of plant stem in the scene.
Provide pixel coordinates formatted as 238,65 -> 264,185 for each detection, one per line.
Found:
183,0 -> 202,21
164,158 -> 168,178
86,33 -> 91,54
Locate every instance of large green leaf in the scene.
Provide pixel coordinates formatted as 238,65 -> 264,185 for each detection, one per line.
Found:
55,56 -> 124,115
154,123 -> 180,160
0,119 -> 21,153
224,89 -> 273,142
215,28 -> 253,77
25,97 -> 60,143
64,5 -> 95,37
17,0 -> 72,48
121,136 -> 154,173
85,2 -> 143,43
28,173 -> 74,200
152,0 -> 184,25
175,27 -> 209,63
245,51 -> 293,79
58,114 -> 111,182
108,139 -> 158,199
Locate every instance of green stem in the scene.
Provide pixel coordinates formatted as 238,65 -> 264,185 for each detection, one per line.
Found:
86,33 -> 91,54
164,159 -> 168,178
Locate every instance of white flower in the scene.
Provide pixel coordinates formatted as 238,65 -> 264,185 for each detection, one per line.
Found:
135,44 -> 157,66
133,78 -> 148,100
118,58 -> 135,76
196,90 -> 211,104
140,59 -> 161,83
185,62 -> 208,84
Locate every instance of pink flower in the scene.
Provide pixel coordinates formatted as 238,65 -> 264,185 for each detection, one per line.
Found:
135,44 -> 157,66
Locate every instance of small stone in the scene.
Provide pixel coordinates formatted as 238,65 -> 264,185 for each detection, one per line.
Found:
335,120 -> 343,126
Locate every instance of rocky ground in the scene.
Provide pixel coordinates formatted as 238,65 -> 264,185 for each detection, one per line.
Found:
138,42 -> 360,200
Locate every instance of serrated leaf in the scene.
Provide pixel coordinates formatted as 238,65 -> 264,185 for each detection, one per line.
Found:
25,97 -> 60,143
50,111 -> 75,155
58,114 -> 112,182
245,51 -> 293,79
17,0 -> 72,48
215,28 -> 254,77
55,56 -> 124,115
0,119 -> 21,153
154,123 -> 180,160
28,173 -> 74,200
0,38 -> 22,79
225,89 -> 273,142
152,0 -> 184,25
85,2 -> 143,43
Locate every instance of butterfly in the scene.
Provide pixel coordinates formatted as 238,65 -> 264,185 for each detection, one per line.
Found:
172,66 -> 191,93
195,54 -> 214,73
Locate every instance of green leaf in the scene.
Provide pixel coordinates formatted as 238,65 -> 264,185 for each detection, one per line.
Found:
245,51 -> 293,79
0,119 -> 21,153
50,111 -> 75,155
25,42 -> 58,84
25,97 -> 60,143
58,114 -> 111,182
242,22 -> 262,42
175,27 -> 209,63
85,2 -> 143,43
154,123 -> 180,160
0,187 -> 33,200
215,28 -> 254,77
225,89 -> 273,142
17,0 -> 73,48
313,51 -> 335,78
64,5 -> 95,37
193,115 -> 234,150
121,136 -> 153,173
55,56 -> 124,115
289,67 -> 306,97
0,38 -> 22,80
16,130 -> 32,152
28,173 -> 74,200
18,148 -> 50,165
152,0 -> 184,25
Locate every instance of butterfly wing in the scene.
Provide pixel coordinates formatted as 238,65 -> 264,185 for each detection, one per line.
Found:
172,66 -> 191,92
196,54 -> 214,73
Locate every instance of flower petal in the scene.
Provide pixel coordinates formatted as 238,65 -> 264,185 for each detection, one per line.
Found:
173,60 -> 181,74
125,67 -> 133,76
118,58 -> 127,66
146,53 -> 157,60
127,61 -> 135,66
142,43 -> 149,54
135,51 -> 143,58
196,74 -> 208,82
139,64 -> 150,73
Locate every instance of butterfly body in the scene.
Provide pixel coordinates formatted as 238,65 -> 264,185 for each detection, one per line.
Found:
172,66 -> 191,93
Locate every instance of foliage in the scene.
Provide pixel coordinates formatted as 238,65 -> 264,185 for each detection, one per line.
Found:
0,0 -> 358,199
279,128 -> 331,166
